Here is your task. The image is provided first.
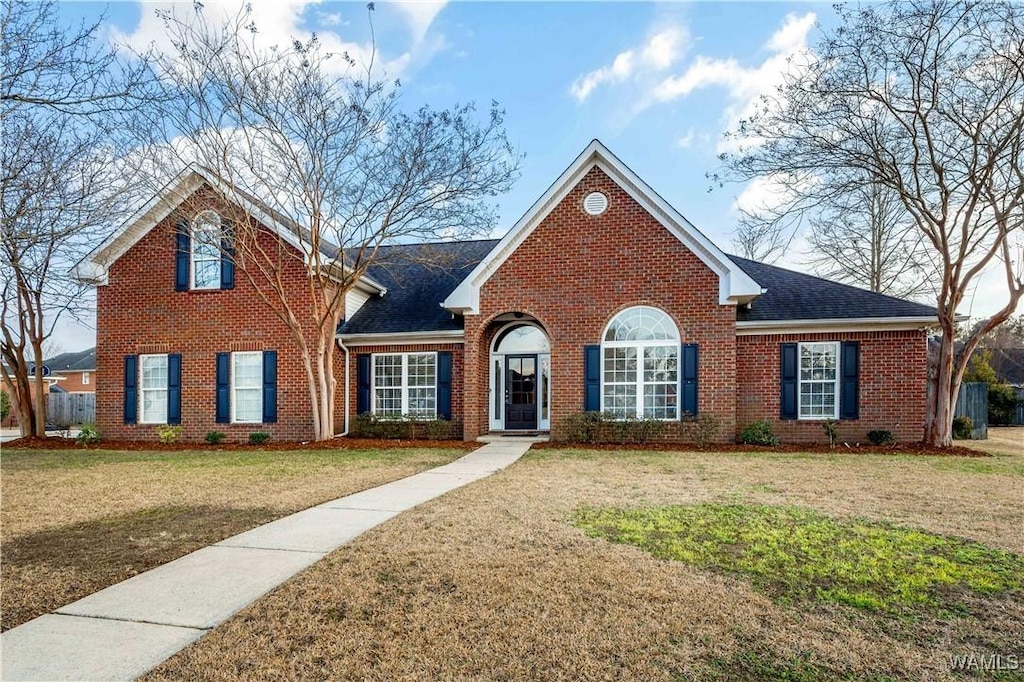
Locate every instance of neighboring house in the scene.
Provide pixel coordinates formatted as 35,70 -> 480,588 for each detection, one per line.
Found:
74,141 -> 938,443
0,365 -> 61,428
43,348 -> 97,394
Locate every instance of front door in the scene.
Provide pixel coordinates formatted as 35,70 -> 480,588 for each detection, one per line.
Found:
504,354 -> 538,430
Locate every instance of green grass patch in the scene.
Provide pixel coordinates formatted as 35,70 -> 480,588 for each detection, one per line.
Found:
574,503 -> 1024,614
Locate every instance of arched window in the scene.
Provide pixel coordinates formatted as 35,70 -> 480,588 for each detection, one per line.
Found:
602,306 -> 679,420
191,210 -> 222,289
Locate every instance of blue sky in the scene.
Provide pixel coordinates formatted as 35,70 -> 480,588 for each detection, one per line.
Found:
48,1 -> 1012,351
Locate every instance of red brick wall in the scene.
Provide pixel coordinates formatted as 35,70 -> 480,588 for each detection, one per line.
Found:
96,186 -> 342,443
54,371 -> 95,394
736,330 -> 929,443
462,166 -> 738,442
340,343 -> 465,429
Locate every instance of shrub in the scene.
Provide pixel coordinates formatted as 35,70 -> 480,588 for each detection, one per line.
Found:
249,431 -> 271,445
352,413 -> 455,440
952,416 -> 974,440
683,413 -> 721,449
740,420 -> 780,446
76,424 -> 100,445
822,419 -> 839,448
988,382 -> 1022,426
420,417 -> 454,441
205,431 -> 226,445
0,390 -> 9,422
559,411 -> 604,444
156,424 -> 183,444
867,429 -> 896,446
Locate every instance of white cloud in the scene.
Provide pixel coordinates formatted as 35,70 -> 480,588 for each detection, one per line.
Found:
676,128 -> 696,149
570,26 -> 689,102
392,1 -> 447,45
114,0 -> 448,79
653,12 -> 816,153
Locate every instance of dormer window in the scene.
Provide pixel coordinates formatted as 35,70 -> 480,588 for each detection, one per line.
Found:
191,210 -> 222,290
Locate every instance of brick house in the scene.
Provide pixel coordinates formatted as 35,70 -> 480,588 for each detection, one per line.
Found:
74,141 -> 937,443
43,348 -> 97,394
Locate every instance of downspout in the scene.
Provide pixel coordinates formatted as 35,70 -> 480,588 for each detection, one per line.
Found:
334,336 -> 350,437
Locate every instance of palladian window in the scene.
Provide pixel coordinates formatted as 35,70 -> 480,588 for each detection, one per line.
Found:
601,306 -> 679,420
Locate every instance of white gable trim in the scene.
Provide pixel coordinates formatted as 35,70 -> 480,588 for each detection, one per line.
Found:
71,165 -> 385,295
443,140 -> 763,314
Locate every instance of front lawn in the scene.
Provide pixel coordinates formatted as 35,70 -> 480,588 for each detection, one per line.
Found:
0,445 -> 465,630
144,447 -> 1024,681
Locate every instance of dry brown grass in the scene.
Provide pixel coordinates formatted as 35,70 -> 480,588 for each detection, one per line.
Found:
145,446 -> 1024,681
0,446 -> 463,630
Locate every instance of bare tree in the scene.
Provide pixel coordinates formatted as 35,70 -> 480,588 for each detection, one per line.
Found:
714,0 -> 1024,446
131,5 -> 519,441
1,0 -> 155,437
806,181 -> 929,298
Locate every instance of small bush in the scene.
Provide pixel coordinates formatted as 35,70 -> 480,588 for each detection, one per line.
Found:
952,416 -> 974,440
988,382 -> 1022,426
683,413 -> 721,449
76,424 -> 100,445
0,390 -> 9,422
156,424 -> 183,444
867,429 -> 896,446
249,431 -> 271,445
352,413 -> 455,440
740,420 -> 780,446
822,419 -> 839,448
560,411 -> 605,444
205,431 -> 226,445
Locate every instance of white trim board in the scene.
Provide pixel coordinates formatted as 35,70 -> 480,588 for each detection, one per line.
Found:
735,316 -> 940,335
337,330 -> 465,347
443,139 -> 763,314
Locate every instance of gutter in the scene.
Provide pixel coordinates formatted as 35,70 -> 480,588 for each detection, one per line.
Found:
334,337 -> 350,438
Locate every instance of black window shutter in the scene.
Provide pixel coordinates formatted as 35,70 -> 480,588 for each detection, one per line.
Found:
262,350 -> 277,423
584,345 -> 600,411
780,343 -> 798,420
175,221 -> 190,291
215,352 -> 230,423
436,351 -> 452,420
681,343 -> 698,417
123,355 -> 138,424
220,222 -> 235,290
840,341 -> 860,420
356,354 -> 371,414
167,353 -> 182,425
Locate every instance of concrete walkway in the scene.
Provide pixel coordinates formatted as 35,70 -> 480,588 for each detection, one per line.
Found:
0,438 -> 537,681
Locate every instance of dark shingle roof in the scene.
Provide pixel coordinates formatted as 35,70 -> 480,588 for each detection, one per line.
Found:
340,240 -> 499,335
43,348 -> 96,372
728,255 -> 937,322
338,243 -> 938,335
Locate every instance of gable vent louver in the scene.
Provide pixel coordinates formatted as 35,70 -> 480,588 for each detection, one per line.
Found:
583,191 -> 608,216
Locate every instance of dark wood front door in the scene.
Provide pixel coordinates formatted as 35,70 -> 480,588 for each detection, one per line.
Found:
505,354 -> 538,430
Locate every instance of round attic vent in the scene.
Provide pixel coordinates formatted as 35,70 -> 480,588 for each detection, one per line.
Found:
583,191 -> 608,216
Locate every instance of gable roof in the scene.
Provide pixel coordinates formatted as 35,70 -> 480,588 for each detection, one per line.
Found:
730,255 -> 937,327
336,243 -> 937,337
340,240 -> 500,336
43,348 -> 97,372
70,165 -> 386,294
443,139 -> 763,314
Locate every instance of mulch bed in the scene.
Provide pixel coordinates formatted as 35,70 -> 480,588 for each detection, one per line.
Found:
3,436 -> 477,452
529,440 -> 992,457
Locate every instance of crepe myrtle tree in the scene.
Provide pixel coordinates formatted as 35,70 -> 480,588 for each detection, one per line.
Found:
714,0 -> 1024,446
1,0 -> 157,437
131,3 -> 520,440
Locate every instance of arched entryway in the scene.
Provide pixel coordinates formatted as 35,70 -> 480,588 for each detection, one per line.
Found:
489,319 -> 551,432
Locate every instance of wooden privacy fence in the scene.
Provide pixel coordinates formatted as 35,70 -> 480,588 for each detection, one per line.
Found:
46,392 -> 95,428
954,382 -> 988,440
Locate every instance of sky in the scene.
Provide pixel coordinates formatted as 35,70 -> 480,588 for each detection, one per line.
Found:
48,0 -> 1019,353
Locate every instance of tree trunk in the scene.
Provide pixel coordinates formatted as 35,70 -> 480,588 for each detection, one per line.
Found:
924,333 -> 955,447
